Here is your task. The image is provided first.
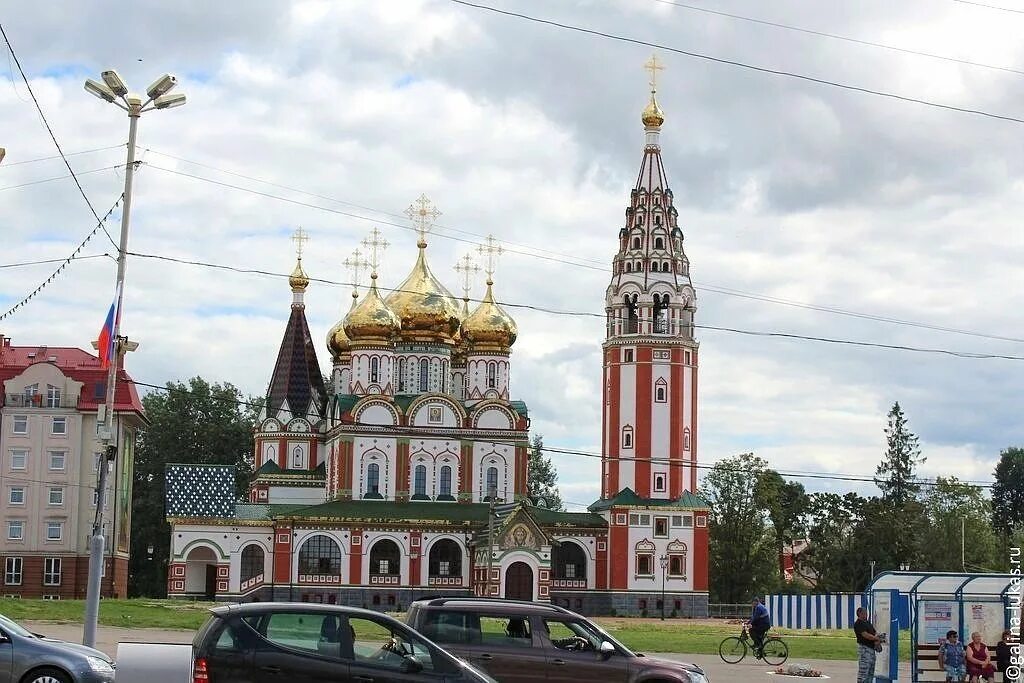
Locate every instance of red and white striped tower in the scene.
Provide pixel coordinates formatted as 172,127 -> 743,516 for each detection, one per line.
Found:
601,57 -> 699,502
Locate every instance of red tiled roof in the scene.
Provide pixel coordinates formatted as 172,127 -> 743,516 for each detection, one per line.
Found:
0,341 -> 144,414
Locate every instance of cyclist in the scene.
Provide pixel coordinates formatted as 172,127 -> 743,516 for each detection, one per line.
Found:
748,598 -> 771,658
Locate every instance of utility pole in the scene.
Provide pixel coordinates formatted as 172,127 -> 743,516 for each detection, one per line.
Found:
81,68 -> 186,648
870,560 -> 876,580
961,517 -> 966,572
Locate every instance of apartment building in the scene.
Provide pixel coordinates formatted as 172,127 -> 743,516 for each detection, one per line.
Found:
0,335 -> 145,598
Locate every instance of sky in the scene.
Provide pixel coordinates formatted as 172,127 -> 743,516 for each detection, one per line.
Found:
1,0 -> 1022,510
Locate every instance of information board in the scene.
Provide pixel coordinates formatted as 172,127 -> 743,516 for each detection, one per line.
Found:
919,600 -> 957,645
963,601 -> 1005,644
873,589 -> 900,682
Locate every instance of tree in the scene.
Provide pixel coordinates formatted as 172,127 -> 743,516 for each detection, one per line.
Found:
920,477 -> 997,572
527,435 -> 563,511
992,447 -> 1024,538
754,470 -> 809,584
799,492 -> 870,592
874,402 -> 928,568
129,377 -> 262,597
703,453 -> 775,603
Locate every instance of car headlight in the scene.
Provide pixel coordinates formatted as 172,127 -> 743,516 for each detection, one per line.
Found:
86,656 -> 114,673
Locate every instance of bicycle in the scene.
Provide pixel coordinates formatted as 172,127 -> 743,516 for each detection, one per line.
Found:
718,625 -> 789,665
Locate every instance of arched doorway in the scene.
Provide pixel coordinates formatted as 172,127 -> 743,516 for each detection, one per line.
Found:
369,539 -> 401,585
427,539 -> 462,586
184,546 -> 218,600
505,561 -> 533,601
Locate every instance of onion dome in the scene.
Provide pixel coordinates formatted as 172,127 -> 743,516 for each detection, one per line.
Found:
461,280 -> 518,353
289,257 -> 310,292
343,275 -> 401,343
326,291 -> 359,361
642,91 -> 665,129
385,244 -> 462,344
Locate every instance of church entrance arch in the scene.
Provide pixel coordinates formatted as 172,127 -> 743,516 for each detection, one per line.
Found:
505,561 -> 533,601
184,545 -> 218,600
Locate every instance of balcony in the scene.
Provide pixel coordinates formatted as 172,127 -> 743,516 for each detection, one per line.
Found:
4,394 -> 79,409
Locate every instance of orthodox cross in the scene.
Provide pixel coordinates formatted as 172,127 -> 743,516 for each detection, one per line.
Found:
644,53 -> 664,91
404,194 -> 441,243
477,234 -> 503,281
453,252 -> 480,300
361,227 -> 389,275
291,226 -> 310,259
342,247 -> 370,293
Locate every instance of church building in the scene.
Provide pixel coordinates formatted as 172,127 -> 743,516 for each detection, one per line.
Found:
165,60 -> 711,616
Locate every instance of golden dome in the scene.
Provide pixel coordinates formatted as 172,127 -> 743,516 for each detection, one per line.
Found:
343,276 -> 401,343
642,91 -> 665,129
461,280 -> 518,353
385,245 -> 462,344
289,257 -> 310,292
327,292 -> 359,360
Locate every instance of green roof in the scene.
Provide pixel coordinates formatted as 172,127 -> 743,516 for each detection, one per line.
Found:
528,507 -> 606,527
279,500 -> 493,524
588,487 -> 710,512
234,503 -> 306,520
509,400 -> 528,417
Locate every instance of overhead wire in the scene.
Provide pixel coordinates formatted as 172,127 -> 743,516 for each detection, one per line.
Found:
0,143 -> 126,168
446,0 -> 1024,125
0,164 -> 128,192
951,0 -> 1024,14
0,254 -> 112,270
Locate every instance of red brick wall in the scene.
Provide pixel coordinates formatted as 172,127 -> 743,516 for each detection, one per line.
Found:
1,554 -> 126,599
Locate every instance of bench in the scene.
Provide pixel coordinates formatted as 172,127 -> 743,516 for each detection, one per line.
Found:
915,643 -> 950,683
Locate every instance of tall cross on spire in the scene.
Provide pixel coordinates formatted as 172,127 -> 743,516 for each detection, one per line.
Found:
342,248 -> 370,294
361,227 -> 389,276
291,226 -> 310,260
477,234 -> 503,282
453,252 -> 481,300
644,53 -> 664,92
405,194 -> 441,245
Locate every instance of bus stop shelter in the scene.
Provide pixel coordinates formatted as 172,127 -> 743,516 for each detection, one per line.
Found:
866,571 -> 1018,683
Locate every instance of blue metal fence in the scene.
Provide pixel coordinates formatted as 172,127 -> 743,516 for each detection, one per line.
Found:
765,593 -> 911,630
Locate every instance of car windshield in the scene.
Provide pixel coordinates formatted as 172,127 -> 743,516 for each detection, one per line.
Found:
588,621 -> 635,656
0,615 -> 35,638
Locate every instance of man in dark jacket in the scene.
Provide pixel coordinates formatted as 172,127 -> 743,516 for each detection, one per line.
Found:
749,598 -> 771,658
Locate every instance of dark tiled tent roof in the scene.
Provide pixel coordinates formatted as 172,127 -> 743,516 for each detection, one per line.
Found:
266,305 -> 327,419
166,464 -> 236,517
588,487 -> 710,512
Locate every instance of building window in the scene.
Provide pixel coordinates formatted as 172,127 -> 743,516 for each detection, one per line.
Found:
629,514 -> 640,526
654,237 -> 664,249
428,539 -> 462,578
438,465 -> 453,498
46,522 -> 63,541
682,514 -> 693,527
240,545 -> 265,583
653,293 -> 669,334
419,359 -> 429,392
9,487 -> 25,505
683,428 -> 691,452
696,515 -> 707,528
46,385 -> 62,408
49,451 -> 65,471
621,426 -> 633,449
552,542 -> 586,581
485,466 -> 499,500
292,446 -> 303,469
640,514 -> 651,525
43,558 -> 61,586
48,487 -> 64,506
366,463 -> 381,498
441,359 -> 449,393
369,539 -> 400,577
369,356 -> 380,384
655,377 -> 667,403
297,535 -> 342,576
12,416 -> 27,435
10,449 -> 27,470
4,557 -> 22,585
51,417 -> 66,435
486,362 -> 497,389
654,475 -> 666,493
654,517 -> 669,538
623,349 -> 634,363
7,521 -> 24,541
632,236 -> 641,249
398,358 -> 407,392
636,553 -> 653,576
669,553 -> 686,577
414,464 -> 427,498
684,350 -> 691,364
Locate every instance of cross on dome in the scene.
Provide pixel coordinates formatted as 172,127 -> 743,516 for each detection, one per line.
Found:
405,194 -> 441,245
361,227 -> 389,276
453,252 -> 481,300
291,226 -> 310,259
477,234 -> 503,282
644,54 -> 664,92
342,247 -> 370,294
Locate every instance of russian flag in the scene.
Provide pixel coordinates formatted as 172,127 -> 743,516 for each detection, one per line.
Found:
98,284 -> 122,369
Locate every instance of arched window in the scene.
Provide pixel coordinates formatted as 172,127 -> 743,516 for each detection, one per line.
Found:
369,357 -> 379,384
398,358 -> 407,393
369,539 -> 400,578
632,236 -> 641,249
683,428 -> 691,452
413,464 -> 428,499
650,261 -> 659,272
438,465 -> 453,499
625,262 -> 633,273
419,359 -> 429,392
552,541 -> 587,581
622,426 -> 634,449
292,446 -> 304,469
653,294 -> 670,334
485,466 -> 499,500
264,445 -> 276,467
625,294 -> 639,334
240,545 -> 264,583
365,463 -> 382,498
428,539 -> 463,579
441,359 -> 449,393
663,261 -> 670,272
487,362 -> 497,389
298,535 -> 342,576
655,377 -> 668,403
655,214 -> 663,226
654,237 -> 664,250
635,261 -> 643,272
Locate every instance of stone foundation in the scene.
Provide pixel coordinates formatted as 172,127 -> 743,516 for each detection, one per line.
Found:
550,591 -> 709,618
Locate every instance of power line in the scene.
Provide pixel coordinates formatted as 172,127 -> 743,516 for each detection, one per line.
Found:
447,0 -> 1024,125
124,249 -> 1024,361
0,143 -> 126,169
651,0 -> 1024,76
0,23 -> 120,251
951,0 -> 1024,14
137,159 -> 1022,345
0,254 -> 111,270
0,195 -> 123,322
0,164 -> 128,192
125,377 -> 999,490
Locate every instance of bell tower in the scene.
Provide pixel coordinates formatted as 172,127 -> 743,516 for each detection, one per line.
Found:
601,55 -> 699,501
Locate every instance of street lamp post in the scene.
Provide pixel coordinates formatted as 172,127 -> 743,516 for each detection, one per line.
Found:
80,68 -> 186,649
659,554 -> 668,620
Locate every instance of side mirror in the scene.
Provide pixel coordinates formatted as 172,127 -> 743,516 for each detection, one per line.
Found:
400,655 -> 424,674
599,641 -> 615,660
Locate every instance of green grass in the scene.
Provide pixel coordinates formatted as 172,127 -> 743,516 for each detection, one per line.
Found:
0,599 -> 912,662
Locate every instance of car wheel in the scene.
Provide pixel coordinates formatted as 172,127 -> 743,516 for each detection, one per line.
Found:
23,667 -> 72,683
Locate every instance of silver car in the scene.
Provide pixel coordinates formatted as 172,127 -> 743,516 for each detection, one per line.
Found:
0,614 -> 115,683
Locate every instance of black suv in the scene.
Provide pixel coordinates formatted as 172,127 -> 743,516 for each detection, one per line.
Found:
192,602 -> 497,683
406,597 -> 709,683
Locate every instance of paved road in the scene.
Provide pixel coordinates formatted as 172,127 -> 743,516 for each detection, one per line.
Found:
27,622 -> 915,682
